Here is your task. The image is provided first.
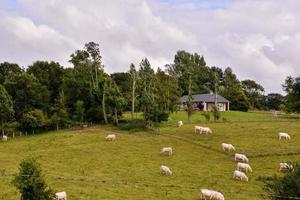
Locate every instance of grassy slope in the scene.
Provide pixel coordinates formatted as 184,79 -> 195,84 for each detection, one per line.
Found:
0,111 -> 300,200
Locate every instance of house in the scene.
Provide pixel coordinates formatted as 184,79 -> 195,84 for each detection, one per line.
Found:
180,93 -> 230,111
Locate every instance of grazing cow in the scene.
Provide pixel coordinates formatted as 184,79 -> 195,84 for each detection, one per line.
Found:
237,162 -> 252,173
221,143 -> 235,152
234,153 -> 249,163
55,191 -> 67,200
233,170 -> 248,182
279,162 -> 293,171
200,189 -> 225,200
201,127 -> 212,134
160,165 -> 172,175
194,126 -> 203,134
178,121 -> 183,127
2,135 -> 8,142
105,134 -> 116,141
279,132 -> 290,140
160,147 -> 173,156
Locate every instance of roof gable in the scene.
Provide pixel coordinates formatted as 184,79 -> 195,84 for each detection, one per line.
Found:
180,93 -> 230,103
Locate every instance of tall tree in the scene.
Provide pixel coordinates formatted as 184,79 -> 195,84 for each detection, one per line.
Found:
4,73 -> 49,120
222,67 -> 250,111
0,62 -> 23,84
0,85 -> 14,136
138,58 -> 157,123
27,61 -> 65,109
167,50 -> 207,123
265,93 -> 285,110
242,79 -> 265,110
129,64 -> 138,120
283,76 -> 300,113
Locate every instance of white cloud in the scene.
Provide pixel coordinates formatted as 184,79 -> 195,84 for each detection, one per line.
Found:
0,0 -> 299,93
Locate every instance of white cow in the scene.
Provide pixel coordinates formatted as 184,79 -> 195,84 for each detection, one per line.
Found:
234,153 -> 249,163
221,143 -> 235,152
2,135 -> 8,142
279,162 -> 293,171
237,162 -> 252,173
160,147 -> 173,156
279,132 -> 290,140
194,126 -> 203,134
105,134 -> 116,141
178,121 -> 183,127
55,191 -> 67,200
200,189 -> 225,200
160,165 -> 172,175
233,170 -> 248,182
200,127 -> 212,134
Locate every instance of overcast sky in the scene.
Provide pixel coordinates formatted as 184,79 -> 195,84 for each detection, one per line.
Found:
0,0 -> 299,93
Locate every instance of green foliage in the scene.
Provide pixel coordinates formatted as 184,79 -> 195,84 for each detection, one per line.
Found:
4,73 -> 49,120
118,119 -> 147,132
265,93 -> 285,110
222,68 -> 250,111
212,105 -> 221,121
283,76 -> 300,113
242,79 -> 265,110
12,158 -> 55,200
201,111 -> 211,122
74,100 -> 85,122
259,163 -> 300,200
0,84 -> 14,134
0,62 -> 22,84
20,110 -> 48,134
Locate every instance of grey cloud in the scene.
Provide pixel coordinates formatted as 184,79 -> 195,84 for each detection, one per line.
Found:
0,0 -> 299,93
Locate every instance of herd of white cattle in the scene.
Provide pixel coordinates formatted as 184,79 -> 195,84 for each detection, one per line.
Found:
178,120 -> 292,200
0,121 -> 294,200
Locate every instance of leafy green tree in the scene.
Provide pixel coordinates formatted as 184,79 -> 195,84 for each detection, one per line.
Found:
156,68 -> 179,112
27,61 -> 65,109
137,58 -> 157,123
222,67 -> 250,111
4,73 -> 49,120
167,50 -> 207,123
20,110 -> 47,134
259,163 -> 300,200
0,62 -> 23,84
12,158 -> 55,200
74,100 -> 85,123
128,64 -> 138,120
0,85 -> 14,135
106,80 -> 126,125
265,93 -> 285,110
283,76 -> 300,113
242,79 -> 265,109
51,91 -> 69,130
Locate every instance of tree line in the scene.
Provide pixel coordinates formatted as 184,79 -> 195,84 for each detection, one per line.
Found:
0,42 -> 299,135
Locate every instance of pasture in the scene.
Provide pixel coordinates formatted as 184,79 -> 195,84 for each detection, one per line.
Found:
0,111 -> 300,200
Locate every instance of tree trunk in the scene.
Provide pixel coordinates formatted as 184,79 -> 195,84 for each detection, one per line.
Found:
131,80 -> 136,120
187,75 -> 193,123
114,107 -> 119,126
102,92 -> 108,124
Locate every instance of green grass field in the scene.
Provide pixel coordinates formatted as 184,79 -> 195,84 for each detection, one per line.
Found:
1,111 -> 300,199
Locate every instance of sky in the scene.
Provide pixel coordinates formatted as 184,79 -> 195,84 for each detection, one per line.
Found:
0,0 -> 299,93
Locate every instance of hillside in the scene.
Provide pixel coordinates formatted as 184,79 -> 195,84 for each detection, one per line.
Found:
0,112 -> 300,199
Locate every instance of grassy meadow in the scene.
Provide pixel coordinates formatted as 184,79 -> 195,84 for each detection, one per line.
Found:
0,111 -> 300,199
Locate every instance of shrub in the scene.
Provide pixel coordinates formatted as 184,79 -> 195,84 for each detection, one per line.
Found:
118,119 -> 147,132
212,106 -> 221,121
12,158 -> 55,200
258,163 -> 300,199
201,111 -> 211,122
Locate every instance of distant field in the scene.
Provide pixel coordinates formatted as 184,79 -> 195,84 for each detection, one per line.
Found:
0,111 -> 300,199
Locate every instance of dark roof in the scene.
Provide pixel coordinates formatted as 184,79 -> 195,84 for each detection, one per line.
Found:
180,93 -> 230,103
